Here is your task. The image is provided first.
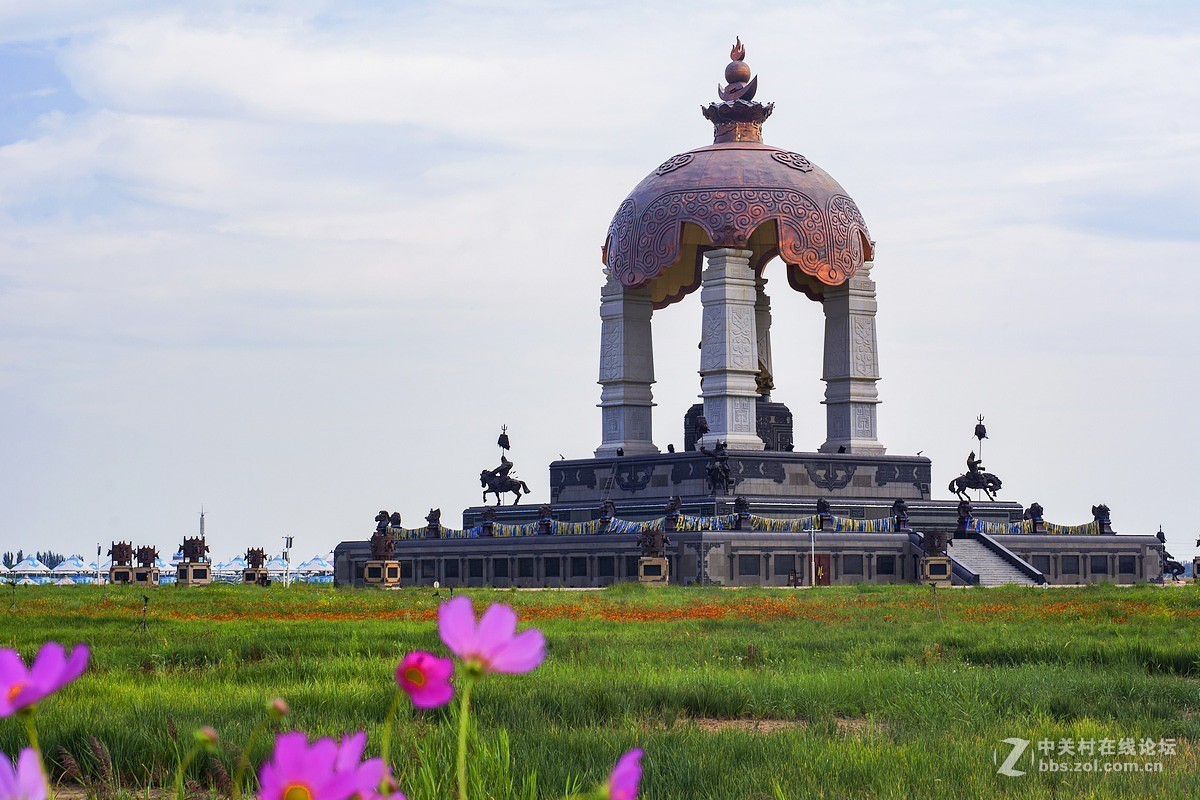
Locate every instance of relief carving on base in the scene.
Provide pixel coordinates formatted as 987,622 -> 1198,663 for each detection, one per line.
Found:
852,317 -> 875,377
729,307 -> 755,370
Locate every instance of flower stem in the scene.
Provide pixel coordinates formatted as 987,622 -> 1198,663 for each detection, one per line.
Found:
22,714 -> 53,799
21,713 -> 41,756
456,678 -> 474,800
173,745 -> 201,800
378,689 -> 404,795
231,719 -> 270,800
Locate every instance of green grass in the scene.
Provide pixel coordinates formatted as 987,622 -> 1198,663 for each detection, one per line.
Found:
2,583 -> 1199,799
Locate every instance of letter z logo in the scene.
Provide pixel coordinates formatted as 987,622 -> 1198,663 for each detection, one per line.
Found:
995,738 -> 1030,777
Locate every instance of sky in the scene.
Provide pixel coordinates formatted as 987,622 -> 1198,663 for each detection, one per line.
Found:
1,0 -> 1198,563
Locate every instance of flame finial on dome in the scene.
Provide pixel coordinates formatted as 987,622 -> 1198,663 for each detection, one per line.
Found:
703,38 -> 774,143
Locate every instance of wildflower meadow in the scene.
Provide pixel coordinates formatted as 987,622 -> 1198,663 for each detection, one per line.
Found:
2,582 -> 1199,798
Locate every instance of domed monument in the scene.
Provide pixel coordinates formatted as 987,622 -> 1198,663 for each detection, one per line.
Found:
596,38 -> 880,457
335,41 -> 1167,590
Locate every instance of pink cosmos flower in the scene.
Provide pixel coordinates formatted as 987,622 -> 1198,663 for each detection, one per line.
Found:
437,597 -> 545,674
605,749 -> 643,800
395,652 -> 454,709
0,643 -> 89,717
332,733 -> 400,800
0,749 -> 47,800
259,732 -> 358,800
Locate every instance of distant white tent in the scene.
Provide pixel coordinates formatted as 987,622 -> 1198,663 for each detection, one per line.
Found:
297,556 -> 333,574
52,557 -> 89,575
54,577 -> 77,586
0,562 -> 9,575
264,557 -> 289,575
10,557 -> 51,575
217,556 -> 247,574
16,577 -> 38,586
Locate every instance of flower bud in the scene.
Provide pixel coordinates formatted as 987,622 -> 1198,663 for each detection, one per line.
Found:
195,727 -> 219,746
269,698 -> 290,718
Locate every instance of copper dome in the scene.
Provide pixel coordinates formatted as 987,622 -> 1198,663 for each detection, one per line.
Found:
602,41 -> 873,307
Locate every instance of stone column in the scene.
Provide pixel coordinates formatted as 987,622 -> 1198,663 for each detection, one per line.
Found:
697,248 -> 764,451
819,259 -> 886,454
596,277 -> 659,456
755,276 -> 773,401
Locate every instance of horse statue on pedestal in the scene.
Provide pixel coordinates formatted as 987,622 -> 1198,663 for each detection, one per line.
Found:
481,454 -> 531,506
948,451 -> 1003,501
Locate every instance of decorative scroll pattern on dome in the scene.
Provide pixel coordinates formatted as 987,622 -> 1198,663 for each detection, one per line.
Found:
604,188 -> 871,288
770,151 -> 813,172
602,198 -> 636,276
655,153 -> 694,175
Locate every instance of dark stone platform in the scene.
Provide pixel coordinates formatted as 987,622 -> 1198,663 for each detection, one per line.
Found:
547,450 -> 932,505
461,449 -> 1032,538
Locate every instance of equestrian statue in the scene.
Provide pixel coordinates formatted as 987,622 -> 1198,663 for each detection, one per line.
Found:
948,451 -> 1003,501
481,454 -> 531,506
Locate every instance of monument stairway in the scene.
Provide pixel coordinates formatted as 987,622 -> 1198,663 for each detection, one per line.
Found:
948,539 -> 1038,587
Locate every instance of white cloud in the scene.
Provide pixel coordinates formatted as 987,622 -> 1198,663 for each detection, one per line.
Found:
0,1 -> 1198,561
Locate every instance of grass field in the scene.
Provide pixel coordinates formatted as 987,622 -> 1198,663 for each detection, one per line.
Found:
2,582 -> 1199,799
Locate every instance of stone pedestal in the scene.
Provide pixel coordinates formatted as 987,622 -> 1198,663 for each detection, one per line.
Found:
364,560 -> 401,587
697,248 -> 764,451
176,562 -> 212,587
638,556 -> 669,586
820,260 -> 885,454
243,568 -> 270,586
596,278 -> 659,457
108,566 -> 133,585
1193,557 -> 1200,584
920,556 -> 952,587
132,567 -> 160,587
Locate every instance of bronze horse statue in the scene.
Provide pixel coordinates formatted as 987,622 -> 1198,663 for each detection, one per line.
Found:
481,457 -> 531,506
948,451 -> 1003,501
949,470 -> 1003,501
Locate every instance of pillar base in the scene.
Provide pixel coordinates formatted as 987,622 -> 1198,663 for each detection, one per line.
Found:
920,556 -> 952,587
364,560 -> 401,587
696,432 -> 764,452
132,567 -> 160,587
243,569 -> 270,586
595,441 -> 660,458
638,557 -> 670,586
108,566 -> 133,585
176,562 -> 212,587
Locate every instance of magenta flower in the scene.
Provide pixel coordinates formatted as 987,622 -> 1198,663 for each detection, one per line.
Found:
605,749 -> 643,800
437,597 -> 545,674
258,732 -> 357,800
0,749 -> 47,800
333,733 -> 399,800
395,651 -> 454,709
0,643 -> 89,717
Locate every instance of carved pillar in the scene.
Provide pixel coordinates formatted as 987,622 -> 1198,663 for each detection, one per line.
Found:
697,248 -> 764,451
755,276 -> 773,401
595,277 -> 659,456
819,259 -> 885,454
